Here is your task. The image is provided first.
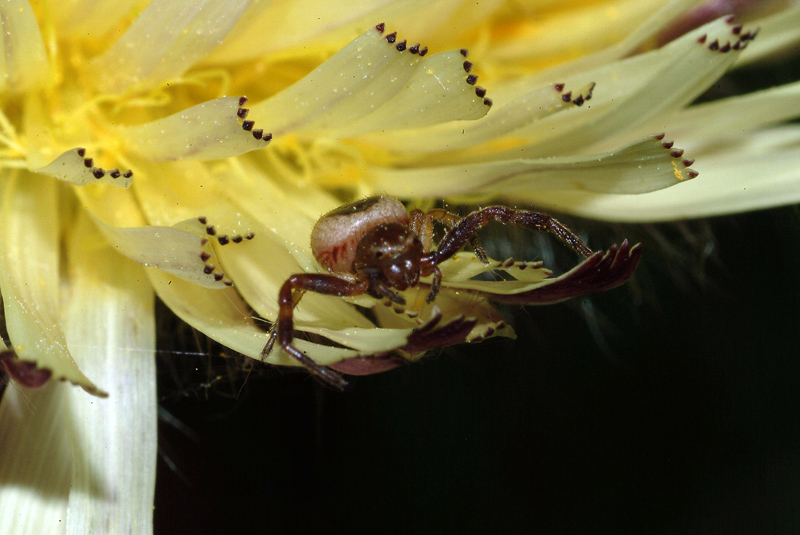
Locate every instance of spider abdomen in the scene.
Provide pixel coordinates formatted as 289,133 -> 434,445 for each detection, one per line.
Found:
311,196 -> 409,274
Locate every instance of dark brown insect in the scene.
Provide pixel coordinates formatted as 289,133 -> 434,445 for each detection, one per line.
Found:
262,196 -> 640,389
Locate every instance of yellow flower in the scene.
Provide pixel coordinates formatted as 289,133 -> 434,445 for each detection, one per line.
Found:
1,0 -> 799,532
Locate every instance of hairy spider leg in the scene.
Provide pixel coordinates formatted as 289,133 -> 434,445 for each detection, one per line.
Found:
411,208 -> 490,263
432,206 -> 594,265
426,265 -> 443,303
426,208 -> 490,263
274,274 -> 368,390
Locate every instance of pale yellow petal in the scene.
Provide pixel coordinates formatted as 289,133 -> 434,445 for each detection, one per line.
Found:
372,134 -> 695,199
206,0 -> 500,64
658,81 -> 800,151
248,24 -> 490,137
737,4 -> 800,65
146,268 -> 365,367
35,148 -> 133,188
90,215 -> 235,289
359,81 -> 594,157
0,0 -> 49,93
88,0 -> 251,94
533,126 -> 800,221
45,0 -> 141,39
0,171 -> 105,396
117,97 -> 271,161
63,213 -> 156,534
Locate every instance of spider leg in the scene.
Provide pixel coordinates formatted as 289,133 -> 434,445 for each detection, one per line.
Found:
426,266 -> 442,303
427,208 -> 490,263
372,278 -> 407,306
271,274 -> 368,390
261,289 -> 305,360
435,206 -> 593,264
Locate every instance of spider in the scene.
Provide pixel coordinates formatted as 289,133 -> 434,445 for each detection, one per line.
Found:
262,196 -> 639,389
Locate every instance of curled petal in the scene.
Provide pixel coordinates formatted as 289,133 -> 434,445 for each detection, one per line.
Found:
118,97 -> 272,161
437,252 -> 549,283
35,148 -> 133,188
546,126 -> 800,221
0,0 -> 49,94
363,81 -> 595,156
91,216 -> 238,289
249,24 -> 490,137
88,0 -> 250,93
516,16 -> 757,158
462,242 -> 643,304
374,134 -> 696,199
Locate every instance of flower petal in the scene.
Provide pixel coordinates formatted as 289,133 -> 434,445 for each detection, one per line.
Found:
0,171 -> 105,396
0,0 -> 49,94
737,4 -> 800,65
35,148 -> 134,188
659,81 -> 800,150
373,134 -> 696,199
90,215 -> 236,289
360,81 -> 594,157
537,127 -> 800,221
118,97 -> 271,161
45,0 -> 141,39
63,213 -> 156,533
146,267 -> 364,367
508,16 -> 757,158
0,382 -> 71,533
363,15 -> 753,162
248,24 -> 491,137
207,0 -> 496,64
461,241 -> 643,303
88,0 -> 251,94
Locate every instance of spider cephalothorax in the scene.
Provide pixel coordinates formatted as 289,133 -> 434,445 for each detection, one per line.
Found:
263,196 -> 640,389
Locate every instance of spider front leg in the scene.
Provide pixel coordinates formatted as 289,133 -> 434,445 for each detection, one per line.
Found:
410,208 -> 489,263
434,206 -> 593,264
267,273 -> 368,390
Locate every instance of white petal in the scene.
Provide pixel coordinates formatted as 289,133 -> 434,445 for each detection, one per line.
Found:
0,0 -> 49,93
118,97 -> 271,161
88,0 -> 251,94
0,383 -> 71,535
0,171 -> 105,396
63,214 -> 156,534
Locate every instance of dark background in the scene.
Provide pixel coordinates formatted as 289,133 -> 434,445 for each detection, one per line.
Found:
154,59 -> 800,533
